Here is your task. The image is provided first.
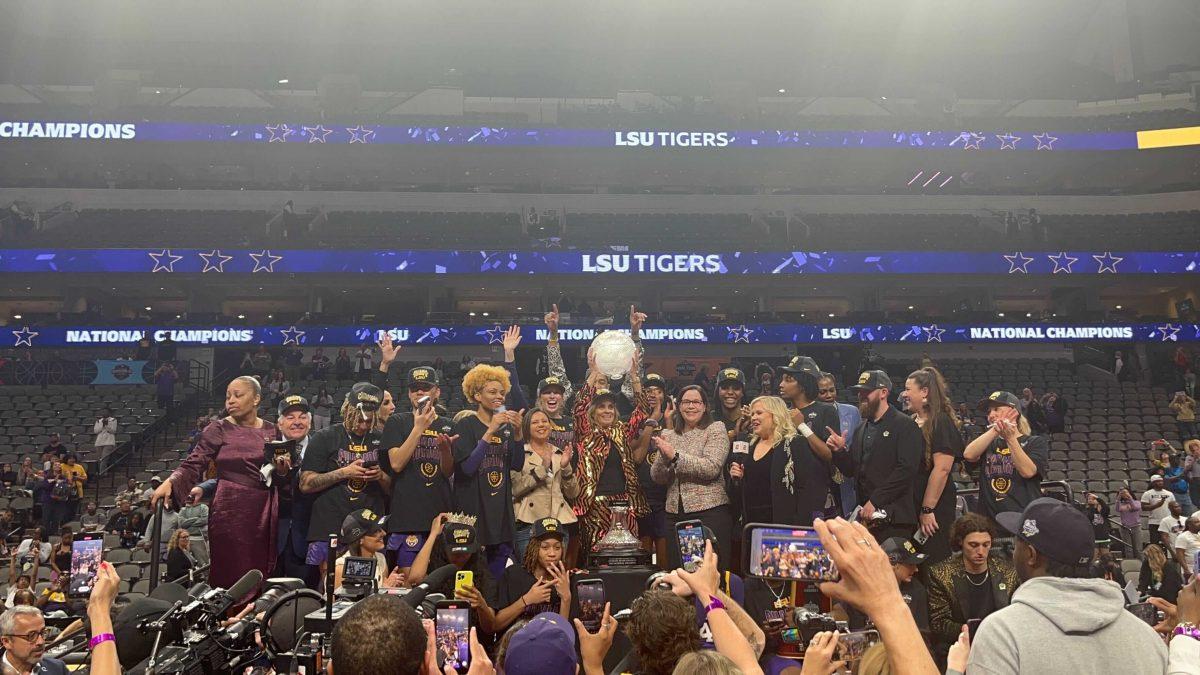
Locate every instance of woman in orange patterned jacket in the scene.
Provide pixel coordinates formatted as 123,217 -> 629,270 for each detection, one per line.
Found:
572,353 -> 651,561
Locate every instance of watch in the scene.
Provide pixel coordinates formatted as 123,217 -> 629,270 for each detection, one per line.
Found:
1174,622 -> 1200,641
920,506 -> 936,515
704,597 -> 726,614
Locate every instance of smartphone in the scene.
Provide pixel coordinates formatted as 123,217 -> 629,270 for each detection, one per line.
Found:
1125,602 -> 1159,626
847,505 -> 863,524
835,629 -> 879,662
435,600 -> 471,674
417,396 -> 432,413
676,519 -> 707,568
69,534 -> 104,598
576,578 -> 606,631
744,523 -> 839,582
967,618 -> 983,642
912,526 -> 929,547
361,458 -> 379,470
454,570 -> 474,597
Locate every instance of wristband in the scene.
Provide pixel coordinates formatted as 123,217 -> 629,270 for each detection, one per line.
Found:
89,633 -> 115,650
1174,623 -> 1200,641
703,597 -> 726,614
798,423 -> 814,438
921,506 -> 936,515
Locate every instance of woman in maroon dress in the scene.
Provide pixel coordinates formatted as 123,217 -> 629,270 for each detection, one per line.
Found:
152,376 -> 288,593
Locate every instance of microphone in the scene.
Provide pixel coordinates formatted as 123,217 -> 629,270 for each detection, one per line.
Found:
403,564 -> 457,610
496,405 -> 514,440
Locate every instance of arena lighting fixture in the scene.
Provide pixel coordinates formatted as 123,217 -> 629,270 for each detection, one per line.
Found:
778,88 -> 786,94
907,305 -> 914,310
998,312 -> 1005,317
711,306 -> 717,310
12,314 -> 21,320
277,78 -> 289,84
482,312 -> 489,317
267,314 -> 274,319
144,306 -> 152,311
516,306 -> 523,311
1115,305 -> 1123,310
1026,313 -> 1032,318
828,313 -> 835,318
469,312 -> 476,316
237,314 -> 245,319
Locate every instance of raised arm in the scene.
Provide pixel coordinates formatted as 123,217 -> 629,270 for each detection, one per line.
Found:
544,304 -> 576,401
502,326 -> 531,411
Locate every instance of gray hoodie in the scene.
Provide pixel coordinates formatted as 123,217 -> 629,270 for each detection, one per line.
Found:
967,576 -> 1166,675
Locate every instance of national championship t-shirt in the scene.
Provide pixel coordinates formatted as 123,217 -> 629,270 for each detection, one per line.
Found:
302,423 -> 387,542
972,434 -> 1049,520
546,414 -> 575,457
452,414 -> 517,547
382,411 -> 456,533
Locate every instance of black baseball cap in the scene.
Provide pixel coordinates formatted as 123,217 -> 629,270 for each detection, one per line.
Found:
537,376 -> 567,395
717,367 -> 746,387
277,395 -> 310,418
592,388 -> 619,405
996,497 -> 1094,567
443,523 -> 480,556
977,390 -> 1021,412
881,537 -> 928,566
407,366 -> 441,388
341,509 -> 386,546
531,517 -> 565,541
345,382 -> 383,411
643,373 -> 667,390
780,355 -> 821,379
849,370 -> 893,392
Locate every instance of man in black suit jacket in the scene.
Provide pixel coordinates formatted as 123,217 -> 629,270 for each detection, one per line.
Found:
0,606 -> 68,675
829,370 -> 924,542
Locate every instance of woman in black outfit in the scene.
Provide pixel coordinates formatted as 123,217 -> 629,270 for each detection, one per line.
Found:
1139,543 -> 1183,604
728,396 -> 829,527
166,529 -> 196,582
905,367 -> 964,565
49,529 -> 73,582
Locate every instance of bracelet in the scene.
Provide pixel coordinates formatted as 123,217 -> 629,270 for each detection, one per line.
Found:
703,597 -> 726,614
88,633 -> 115,650
1174,623 -> 1200,641
798,423 -> 814,438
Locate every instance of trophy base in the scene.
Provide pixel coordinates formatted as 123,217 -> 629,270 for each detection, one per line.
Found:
589,547 -> 654,570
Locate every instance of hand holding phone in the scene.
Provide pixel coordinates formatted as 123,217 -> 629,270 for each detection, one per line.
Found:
435,600 -> 472,674
745,523 -> 839,582
576,579 -> 606,632
69,534 -> 105,597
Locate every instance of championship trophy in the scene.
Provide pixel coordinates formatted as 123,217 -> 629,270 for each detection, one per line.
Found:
590,501 -> 653,569
590,330 -> 637,380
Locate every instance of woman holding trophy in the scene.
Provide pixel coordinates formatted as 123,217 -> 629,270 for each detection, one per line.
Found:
572,329 -> 652,562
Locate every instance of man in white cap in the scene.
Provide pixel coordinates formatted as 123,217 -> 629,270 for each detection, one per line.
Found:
1142,474 -> 1176,547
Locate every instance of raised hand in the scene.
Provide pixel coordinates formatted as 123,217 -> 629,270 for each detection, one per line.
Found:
630,305 -> 647,335
377,333 -> 400,368
825,427 -> 846,452
502,325 -> 523,361
545,304 -> 560,333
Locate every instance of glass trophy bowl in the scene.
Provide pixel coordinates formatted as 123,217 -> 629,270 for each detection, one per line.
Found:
596,502 -> 642,552
592,330 -> 637,379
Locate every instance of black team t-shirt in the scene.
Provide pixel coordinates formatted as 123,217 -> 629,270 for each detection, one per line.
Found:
452,414 -> 517,547
915,412 -> 965,515
302,423 -> 387,542
972,434 -> 1049,520
796,401 -> 841,446
547,415 -> 574,457
498,565 -> 560,620
382,411 -> 456,534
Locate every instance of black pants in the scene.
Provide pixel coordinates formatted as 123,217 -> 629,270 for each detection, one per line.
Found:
666,504 -> 733,572
275,536 -> 318,590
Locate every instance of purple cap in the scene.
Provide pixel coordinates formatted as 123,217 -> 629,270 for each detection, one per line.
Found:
503,612 -> 578,675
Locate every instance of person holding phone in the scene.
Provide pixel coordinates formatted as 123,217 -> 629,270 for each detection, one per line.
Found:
739,394 -> 833,524
961,390 -> 1049,524
151,376 -> 288,594
408,514 -> 499,635
651,385 -> 732,570
383,366 -> 457,576
298,382 -> 391,581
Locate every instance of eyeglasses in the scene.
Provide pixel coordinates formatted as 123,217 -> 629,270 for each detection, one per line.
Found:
679,399 -> 705,408
3,628 -> 51,642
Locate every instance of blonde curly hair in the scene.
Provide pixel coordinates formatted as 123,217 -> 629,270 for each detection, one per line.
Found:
461,364 -> 511,406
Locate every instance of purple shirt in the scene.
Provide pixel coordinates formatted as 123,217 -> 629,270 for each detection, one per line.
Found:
1116,498 -> 1142,529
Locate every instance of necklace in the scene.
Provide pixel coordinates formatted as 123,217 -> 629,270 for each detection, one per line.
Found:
766,580 -> 790,609
965,569 -> 990,586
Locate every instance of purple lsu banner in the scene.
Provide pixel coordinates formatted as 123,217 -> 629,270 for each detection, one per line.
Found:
1,249 -> 1195,275
4,323 -> 1195,348
0,120 -> 1138,151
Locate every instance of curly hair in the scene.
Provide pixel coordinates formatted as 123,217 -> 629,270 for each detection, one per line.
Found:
949,512 -> 997,551
167,528 -> 189,552
626,590 -> 701,675
461,364 -> 511,406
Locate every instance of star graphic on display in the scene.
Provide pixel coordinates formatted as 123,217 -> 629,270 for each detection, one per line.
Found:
922,324 -> 946,343
346,125 -> 376,144
1157,324 -> 1181,342
198,249 -> 233,273
1093,251 -> 1123,273
249,249 -> 284,273
961,132 -> 985,150
148,249 -> 184,273
483,326 -> 506,345
302,125 -> 334,143
996,133 -> 1021,150
1032,132 -> 1058,150
265,124 -> 295,143
727,325 -> 755,343
1047,251 -> 1078,274
1003,251 -> 1035,274
11,326 -> 38,347
280,326 -> 306,346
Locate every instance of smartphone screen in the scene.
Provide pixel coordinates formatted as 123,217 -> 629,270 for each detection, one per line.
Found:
967,618 -> 983,642
577,579 -> 606,631
69,535 -> 104,597
835,630 -> 879,662
1125,602 -> 1158,626
746,524 -> 838,582
435,604 -> 471,674
676,520 -> 706,567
